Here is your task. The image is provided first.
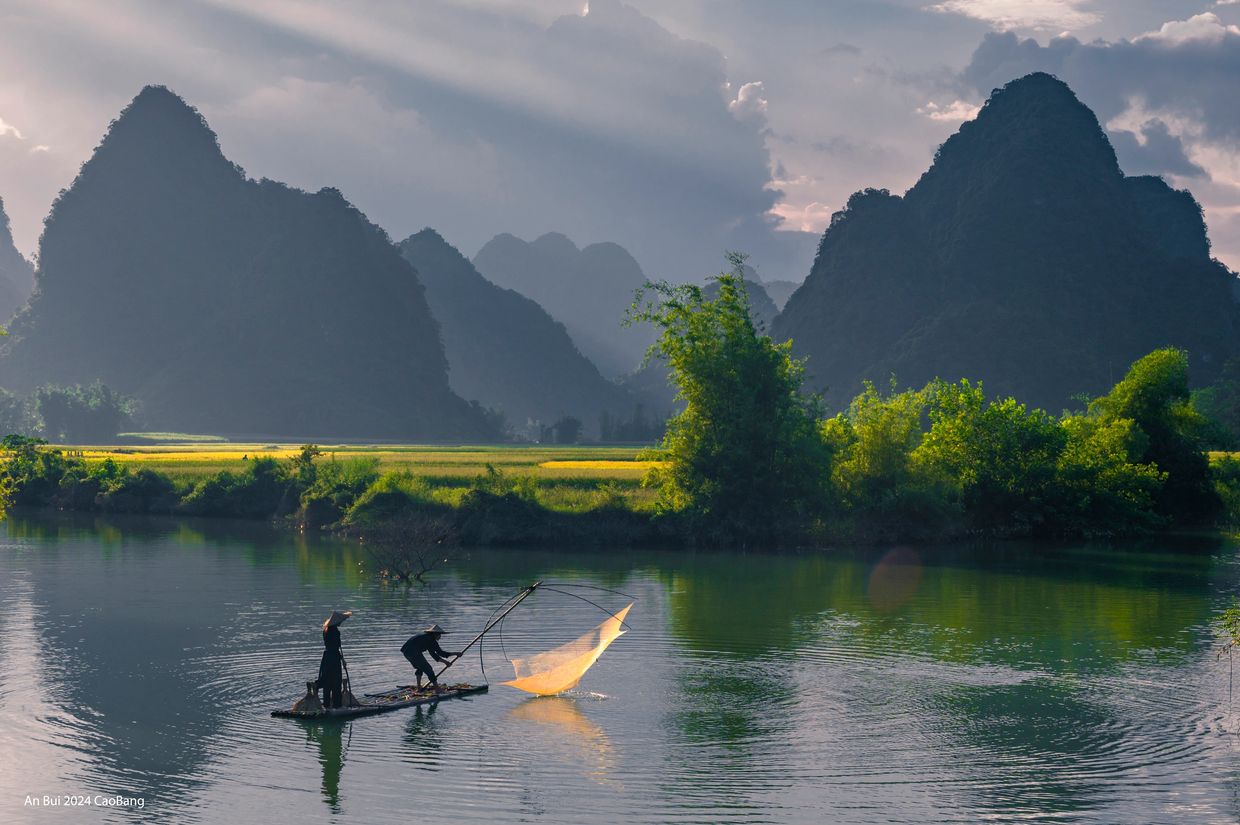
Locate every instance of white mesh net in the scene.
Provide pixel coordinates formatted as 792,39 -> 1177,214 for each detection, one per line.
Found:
502,603 -> 632,696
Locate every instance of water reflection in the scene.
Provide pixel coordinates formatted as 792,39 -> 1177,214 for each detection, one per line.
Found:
302,722 -> 347,812
3,512 -> 1240,824
508,696 -> 614,782
402,703 -> 444,769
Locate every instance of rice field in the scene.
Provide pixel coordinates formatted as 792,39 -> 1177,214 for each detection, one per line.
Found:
61,442 -> 656,481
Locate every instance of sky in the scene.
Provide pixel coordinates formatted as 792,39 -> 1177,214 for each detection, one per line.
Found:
0,0 -> 1238,281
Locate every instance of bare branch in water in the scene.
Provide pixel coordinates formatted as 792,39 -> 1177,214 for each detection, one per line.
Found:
355,512 -> 459,585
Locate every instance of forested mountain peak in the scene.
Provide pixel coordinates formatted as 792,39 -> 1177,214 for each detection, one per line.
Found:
913,72 -> 1121,195
773,72 -> 1239,412
82,85 -> 241,185
0,86 -> 485,439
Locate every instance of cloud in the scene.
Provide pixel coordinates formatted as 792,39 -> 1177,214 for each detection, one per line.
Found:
822,42 -> 862,56
769,200 -> 835,233
962,24 -> 1240,147
0,0 -> 790,280
0,116 -> 24,140
217,76 -> 504,207
1134,12 -> 1240,45
1109,119 -> 1206,177
959,18 -> 1240,269
916,99 -> 981,122
928,0 -> 1101,32
0,112 -> 52,155
728,80 -> 767,120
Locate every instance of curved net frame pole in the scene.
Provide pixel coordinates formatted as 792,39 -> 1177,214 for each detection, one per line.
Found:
436,581 -> 542,681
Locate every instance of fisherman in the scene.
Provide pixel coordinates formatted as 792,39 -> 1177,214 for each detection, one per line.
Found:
318,610 -> 351,708
401,624 -> 461,691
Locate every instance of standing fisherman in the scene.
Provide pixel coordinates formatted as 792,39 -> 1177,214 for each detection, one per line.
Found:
318,611 -> 351,708
401,624 -> 461,691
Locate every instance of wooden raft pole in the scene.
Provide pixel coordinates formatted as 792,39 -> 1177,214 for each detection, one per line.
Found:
436,581 -> 542,679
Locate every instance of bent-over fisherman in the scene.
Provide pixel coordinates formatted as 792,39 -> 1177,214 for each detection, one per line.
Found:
401,624 -> 460,691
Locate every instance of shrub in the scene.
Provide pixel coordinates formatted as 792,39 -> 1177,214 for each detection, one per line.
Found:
824,382 -> 958,541
179,456 -> 295,518
343,471 -> 436,526
916,380 -> 1065,534
628,252 -> 832,541
97,468 -> 182,514
1088,348 -> 1218,524
1052,416 -> 1165,534
34,382 -> 136,443
298,456 -> 380,527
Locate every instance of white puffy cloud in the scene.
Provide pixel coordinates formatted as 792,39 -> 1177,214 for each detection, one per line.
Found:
1135,12 -> 1240,44
916,99 -> 981,122
0,117 -> 24,140
728,81 -> 768,120
768,200 -> 835,233
928,0 -> 1101,32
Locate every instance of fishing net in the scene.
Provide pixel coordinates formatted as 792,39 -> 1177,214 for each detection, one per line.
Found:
502,603 -> 632,696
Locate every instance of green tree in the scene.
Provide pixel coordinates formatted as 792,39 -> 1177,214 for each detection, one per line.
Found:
1191,357 -> 1240,448
0,387 -> 35,437
291,444 -> 323,488
1088,348 -> 1218,523
34,382 -> 135,443
824,381 -> 957,540
552,416 -> 583,444
1051,415 -> 1165,534
627,252 -> 831,540
916,380 -> 1065,533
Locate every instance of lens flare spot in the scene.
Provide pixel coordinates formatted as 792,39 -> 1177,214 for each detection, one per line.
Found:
867,547 -> 923,613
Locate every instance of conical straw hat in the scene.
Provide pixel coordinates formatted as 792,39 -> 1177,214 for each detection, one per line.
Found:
323,610 -> 353,631
425,623 -> 446,634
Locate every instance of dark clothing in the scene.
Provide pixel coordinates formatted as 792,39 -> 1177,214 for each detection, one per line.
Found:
401,632 -> 457,686
318,626 -> 344,708
322,681 -> 343,709
404,650 -> 436,684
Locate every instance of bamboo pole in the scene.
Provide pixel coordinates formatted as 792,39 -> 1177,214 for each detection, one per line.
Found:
436,581 -> 542,679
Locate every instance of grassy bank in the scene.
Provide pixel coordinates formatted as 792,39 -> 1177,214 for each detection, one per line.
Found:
0,438 -> 675,545
5,435 -> 1240,548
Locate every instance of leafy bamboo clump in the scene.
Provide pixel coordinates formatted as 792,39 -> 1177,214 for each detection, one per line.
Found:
627,252 -> 831,543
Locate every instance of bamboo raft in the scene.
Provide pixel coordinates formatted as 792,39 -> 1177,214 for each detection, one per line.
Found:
271,683 -> 487,720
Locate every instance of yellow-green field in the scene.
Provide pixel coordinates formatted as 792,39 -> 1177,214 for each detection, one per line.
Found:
60,443 -> 656,481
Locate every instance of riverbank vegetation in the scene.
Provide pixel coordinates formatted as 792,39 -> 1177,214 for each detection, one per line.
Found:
2,255 -> 1239,546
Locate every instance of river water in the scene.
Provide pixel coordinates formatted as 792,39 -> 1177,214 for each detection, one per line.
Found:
2,513 -> 1240,824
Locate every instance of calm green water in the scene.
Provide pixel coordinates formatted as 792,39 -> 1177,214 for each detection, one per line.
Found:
2,514 -> 1240,824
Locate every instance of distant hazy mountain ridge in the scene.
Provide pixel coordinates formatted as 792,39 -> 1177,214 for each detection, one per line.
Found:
759,279 -> 798,311
773,72 -> 1240,411
399,228 -> 635,433
0,86 -> 487,439
473,232 -> 657,377
0,197 -> 33,322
